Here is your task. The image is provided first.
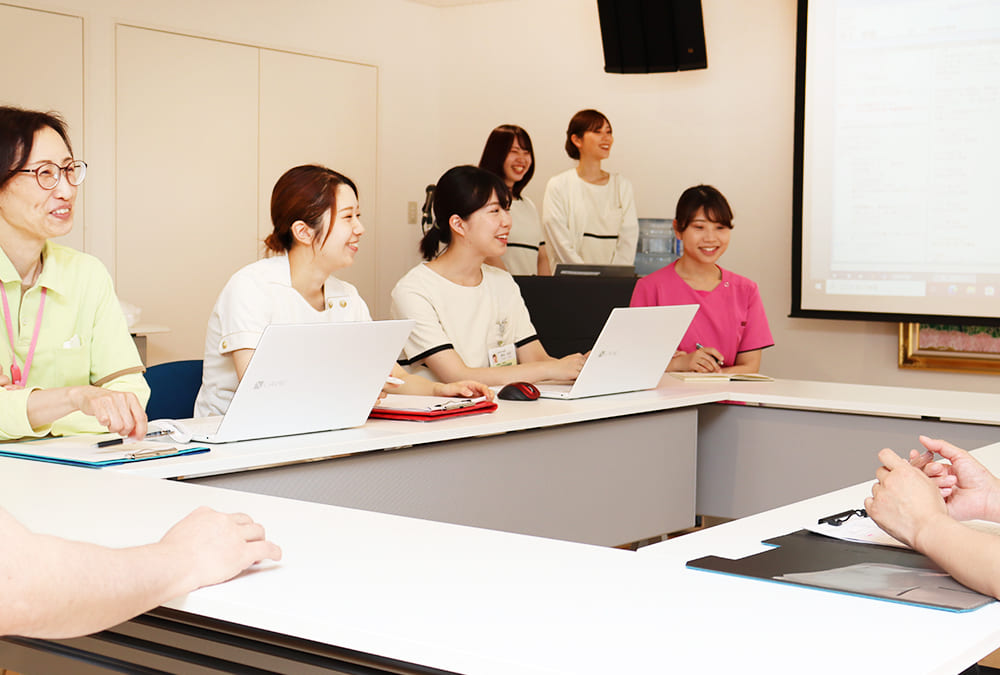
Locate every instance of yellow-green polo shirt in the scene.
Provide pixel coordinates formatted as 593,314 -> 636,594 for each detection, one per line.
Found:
0,242 -> 149,439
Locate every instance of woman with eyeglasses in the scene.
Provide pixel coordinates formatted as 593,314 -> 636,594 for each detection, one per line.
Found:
541,109 -> 638,267
0,106 -> 149,440
194,164 -> 491,417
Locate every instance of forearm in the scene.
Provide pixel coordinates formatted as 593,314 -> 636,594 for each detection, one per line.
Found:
722,350 -> 762,374
914,516 -> 1000,599
1,525 -> 192,638
388,365 -> 438,396
536,245 -> 552,276
424,357 -> 556,387
25,386 -> 87,430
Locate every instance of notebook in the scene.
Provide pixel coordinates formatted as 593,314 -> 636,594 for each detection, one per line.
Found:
537,305 -> 698,399
161,320 -> 415,443
669,372 -> 773,382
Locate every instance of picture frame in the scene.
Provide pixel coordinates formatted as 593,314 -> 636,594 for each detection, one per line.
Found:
898,323 -> 1000,374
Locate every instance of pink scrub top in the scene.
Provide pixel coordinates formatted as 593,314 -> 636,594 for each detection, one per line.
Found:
630,261 -> 773,365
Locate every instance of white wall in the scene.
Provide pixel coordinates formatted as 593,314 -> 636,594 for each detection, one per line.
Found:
5,0 -> 442,327
435,0 -> 999,394
5,0 -> 996,392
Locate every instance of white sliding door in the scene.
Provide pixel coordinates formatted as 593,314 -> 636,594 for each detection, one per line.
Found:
259,50 -> 378,309
116,26 -> 379,364
115,26 -> 259,364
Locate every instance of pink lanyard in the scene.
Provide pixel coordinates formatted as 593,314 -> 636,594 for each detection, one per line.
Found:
0,282 -> 47,387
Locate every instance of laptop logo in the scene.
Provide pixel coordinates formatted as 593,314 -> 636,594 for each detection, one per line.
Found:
252,379 -> 287,390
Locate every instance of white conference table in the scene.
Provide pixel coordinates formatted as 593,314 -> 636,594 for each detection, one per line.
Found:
3,443 -> 1000,674
110,376 -> 1000,547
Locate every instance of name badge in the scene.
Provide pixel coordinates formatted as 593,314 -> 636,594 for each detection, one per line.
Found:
488,343 -> 516,367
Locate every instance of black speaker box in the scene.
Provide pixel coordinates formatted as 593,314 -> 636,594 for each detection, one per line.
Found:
597,0 -> 707,74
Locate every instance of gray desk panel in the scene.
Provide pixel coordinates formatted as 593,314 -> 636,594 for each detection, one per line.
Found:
697,403 -> 1000,519
190,409 -> 697,547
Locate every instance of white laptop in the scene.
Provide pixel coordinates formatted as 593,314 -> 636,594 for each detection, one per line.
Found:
161,320 -> 415,443
537,305 -> 698,399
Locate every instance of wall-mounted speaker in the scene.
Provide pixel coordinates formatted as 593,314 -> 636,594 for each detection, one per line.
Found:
597,0 -> 707,74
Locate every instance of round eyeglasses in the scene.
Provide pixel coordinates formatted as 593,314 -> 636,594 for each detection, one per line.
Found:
16,160 -> 87,190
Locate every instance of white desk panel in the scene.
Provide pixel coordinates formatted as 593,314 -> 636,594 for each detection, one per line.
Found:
4,449 -> 1000,674
101,378 -> 1000,545
116,377 -> 1000,483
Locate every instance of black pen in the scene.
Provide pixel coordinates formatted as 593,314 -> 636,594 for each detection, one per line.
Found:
94,429 -> 172,448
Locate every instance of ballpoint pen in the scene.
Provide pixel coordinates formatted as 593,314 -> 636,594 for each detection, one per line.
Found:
94,429 -> 173,448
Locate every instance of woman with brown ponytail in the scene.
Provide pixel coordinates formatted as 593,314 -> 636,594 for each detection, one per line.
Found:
195,164 -> 490,416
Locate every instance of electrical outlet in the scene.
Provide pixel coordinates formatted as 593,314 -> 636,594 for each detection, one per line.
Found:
407,201 -> 418,225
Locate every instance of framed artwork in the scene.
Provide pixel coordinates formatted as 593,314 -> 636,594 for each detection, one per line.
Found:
899,323 -> 1000,374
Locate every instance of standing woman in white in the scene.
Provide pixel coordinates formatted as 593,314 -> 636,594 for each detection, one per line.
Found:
391,165 -> 585,386
478,124 -> 550,276
541,109 -> 638,267
195,164 -> 490,417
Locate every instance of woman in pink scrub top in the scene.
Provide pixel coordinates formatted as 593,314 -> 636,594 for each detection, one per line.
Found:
630,185 -> 772,373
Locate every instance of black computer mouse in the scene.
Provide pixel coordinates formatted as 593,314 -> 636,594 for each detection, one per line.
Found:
497,382 -> 541,401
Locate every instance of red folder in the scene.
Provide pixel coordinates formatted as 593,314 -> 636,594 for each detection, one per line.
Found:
368,398 -> 498,421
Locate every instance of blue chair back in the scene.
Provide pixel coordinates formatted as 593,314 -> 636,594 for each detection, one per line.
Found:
144,359 -> 204,420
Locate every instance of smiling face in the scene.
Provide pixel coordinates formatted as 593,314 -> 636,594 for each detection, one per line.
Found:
502,139 -> 532,188
0,126 -> 77,245
676,207 -> 731,266
453,189 -> 511,258
573,120 -> 613,161
314,183 -> 364,272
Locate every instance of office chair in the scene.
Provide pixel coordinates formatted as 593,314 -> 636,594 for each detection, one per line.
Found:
144,359 -> 204,420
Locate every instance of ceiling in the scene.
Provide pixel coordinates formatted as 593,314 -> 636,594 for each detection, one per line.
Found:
405,0 -> 507,6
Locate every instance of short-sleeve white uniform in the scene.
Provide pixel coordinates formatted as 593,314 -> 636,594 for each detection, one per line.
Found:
195,255 -> 371,416
390,263 -> 538,370
501,197 -> 544,276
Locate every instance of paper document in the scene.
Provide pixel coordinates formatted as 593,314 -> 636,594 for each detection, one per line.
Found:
808,516 -> 1000,549
374,394 -> 486,413
0,434 -> 209,467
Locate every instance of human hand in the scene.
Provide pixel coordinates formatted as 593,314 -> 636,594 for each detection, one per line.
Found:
549,352 -> 586,381
0,371 -> 19,391
70,386 -> 147,439
434,380 -> 495,401
865,447 -> 950,549
160,506 -> 282,592
672,347 -> 723,373
914,436 -> 1000,522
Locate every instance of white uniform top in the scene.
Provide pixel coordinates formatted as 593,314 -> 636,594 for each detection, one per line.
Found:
501,196 -> 544,276
390,263 -> 538,370
195,255 -> 371,416
541,168 -> 638,267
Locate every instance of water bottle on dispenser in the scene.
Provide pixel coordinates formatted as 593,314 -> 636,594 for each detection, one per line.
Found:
635,218 -> 681,276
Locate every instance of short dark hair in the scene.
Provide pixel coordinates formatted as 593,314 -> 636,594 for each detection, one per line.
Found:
0,106 -> 74,190
266,164 -> 358,253
478,124 -> 534,199
419,165 -> 511,261
565,109 -> 611,160
675,185 -> 734,232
